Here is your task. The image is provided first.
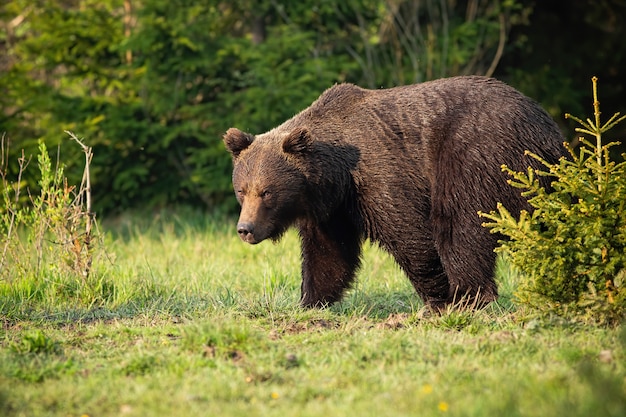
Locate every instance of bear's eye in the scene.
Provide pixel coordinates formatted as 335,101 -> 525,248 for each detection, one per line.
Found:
260,190 -> 272,199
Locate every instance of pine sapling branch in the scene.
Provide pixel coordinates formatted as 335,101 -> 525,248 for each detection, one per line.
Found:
591,76 -> 603,185
600,111 -> 626,132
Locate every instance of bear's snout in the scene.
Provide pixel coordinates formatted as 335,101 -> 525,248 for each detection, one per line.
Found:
237,222 -> 258,244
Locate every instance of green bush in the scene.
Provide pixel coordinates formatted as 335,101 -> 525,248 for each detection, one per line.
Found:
1,133 -> 101,283
480,77 -> 626,325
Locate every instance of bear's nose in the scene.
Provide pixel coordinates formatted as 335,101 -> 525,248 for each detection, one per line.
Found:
237,222 -> 254,238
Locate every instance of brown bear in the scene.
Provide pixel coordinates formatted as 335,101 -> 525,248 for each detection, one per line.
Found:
223,76 -> 566,310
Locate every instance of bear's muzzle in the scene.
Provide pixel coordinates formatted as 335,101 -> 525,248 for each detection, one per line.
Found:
237,222 -> 260,244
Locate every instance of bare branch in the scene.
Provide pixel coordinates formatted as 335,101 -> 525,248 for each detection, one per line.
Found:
485,13 -> 506,78
65,131 -> 94,279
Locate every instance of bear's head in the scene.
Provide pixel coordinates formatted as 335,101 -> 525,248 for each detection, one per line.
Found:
223,127 -> 313,244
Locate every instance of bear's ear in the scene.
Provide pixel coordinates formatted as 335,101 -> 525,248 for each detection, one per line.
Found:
282,127 -> 313,156
223,128 -> 254,158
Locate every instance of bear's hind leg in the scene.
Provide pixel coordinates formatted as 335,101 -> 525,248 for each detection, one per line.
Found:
297,216 -> 363,308
401,249 -> 451,311
432,223 -> 499,308
430,155 -> 500,309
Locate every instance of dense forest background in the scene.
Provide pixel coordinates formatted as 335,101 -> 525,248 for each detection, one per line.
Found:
1,0 -> 625,215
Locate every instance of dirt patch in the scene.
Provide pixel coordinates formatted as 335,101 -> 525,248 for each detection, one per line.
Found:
375,313 -> 411,330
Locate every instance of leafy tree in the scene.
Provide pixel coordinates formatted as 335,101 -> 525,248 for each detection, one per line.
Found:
347,0 -> 526,86
1,0 -> 623,215
1,0 -> 130,209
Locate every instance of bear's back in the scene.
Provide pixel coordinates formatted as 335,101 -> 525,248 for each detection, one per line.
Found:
294,76 -> 564,171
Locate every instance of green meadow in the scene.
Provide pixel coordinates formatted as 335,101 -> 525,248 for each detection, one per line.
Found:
1,209 -> 624,417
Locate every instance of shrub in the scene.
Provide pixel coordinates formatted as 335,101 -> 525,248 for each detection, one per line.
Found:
480,77 -> 626,325
1,132 -> 100,281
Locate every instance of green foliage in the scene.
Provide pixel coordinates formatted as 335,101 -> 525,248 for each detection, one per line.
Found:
2,0 -> 530,214
4,1 -> 623,215
480,78 -> 626,325
11,330 -> 59,355
435,309 -> 475,331
1,133 -> 107,311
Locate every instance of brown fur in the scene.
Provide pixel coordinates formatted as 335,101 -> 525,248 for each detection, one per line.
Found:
223,76 -> 567,310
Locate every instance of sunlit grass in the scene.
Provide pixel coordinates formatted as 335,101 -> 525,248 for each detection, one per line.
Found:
0,209 -> 624,417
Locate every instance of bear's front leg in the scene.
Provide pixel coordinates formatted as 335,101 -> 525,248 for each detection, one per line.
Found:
297,216 -> 362,308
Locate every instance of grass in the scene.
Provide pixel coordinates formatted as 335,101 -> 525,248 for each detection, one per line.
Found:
1,208 -> 625,416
